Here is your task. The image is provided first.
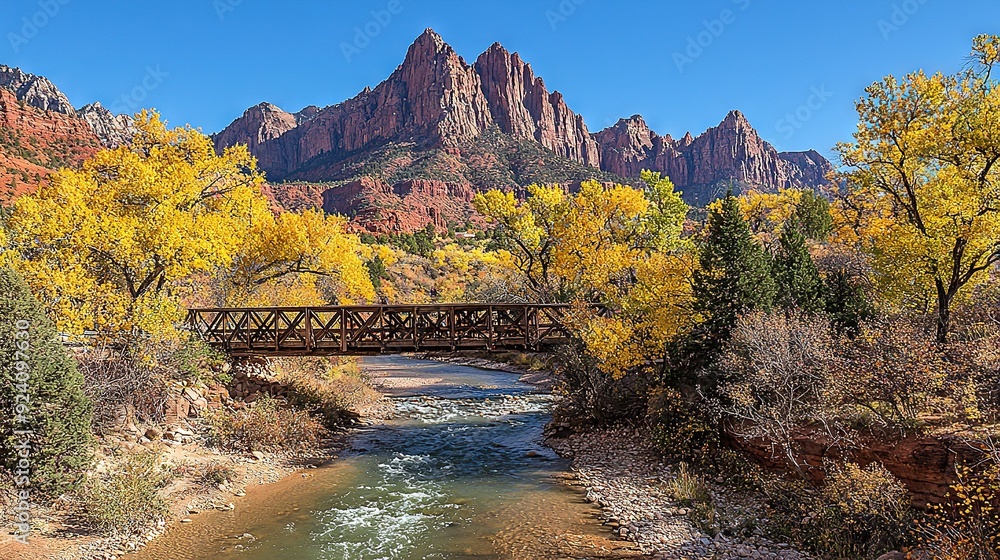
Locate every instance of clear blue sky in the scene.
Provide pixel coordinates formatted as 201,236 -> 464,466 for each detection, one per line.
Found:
4,0 -> 996,159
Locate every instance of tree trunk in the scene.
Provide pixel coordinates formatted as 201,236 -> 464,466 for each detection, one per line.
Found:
935,280 -> 952,344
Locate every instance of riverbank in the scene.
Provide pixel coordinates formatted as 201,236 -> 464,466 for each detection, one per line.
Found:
0,431 -> 343,559
0,356 -> 392,560
548,428 -> 813,560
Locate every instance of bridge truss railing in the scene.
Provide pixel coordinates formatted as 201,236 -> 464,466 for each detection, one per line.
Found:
185,304 -> 573,356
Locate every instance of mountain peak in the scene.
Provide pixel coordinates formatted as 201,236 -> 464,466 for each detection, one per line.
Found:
249,101 -> 285,113
485,41 -> 508,54
212,31 -> 831,217
0,64 -> 76,115
407,28 -> 450,59
78,102 -> 135,148
720,109 -> 750,128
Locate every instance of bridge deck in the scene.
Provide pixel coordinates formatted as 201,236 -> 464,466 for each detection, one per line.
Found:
186,304 -> 572,356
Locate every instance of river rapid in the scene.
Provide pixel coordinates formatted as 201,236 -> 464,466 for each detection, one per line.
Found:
134,356 -> 636,560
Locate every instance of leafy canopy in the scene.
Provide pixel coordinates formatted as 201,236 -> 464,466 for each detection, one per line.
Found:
833,34 -> 1000,342
474,172 -> 692,376
5,111 -> 373,337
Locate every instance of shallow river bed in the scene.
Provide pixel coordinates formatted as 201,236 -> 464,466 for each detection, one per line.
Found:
134,356 -> 638,560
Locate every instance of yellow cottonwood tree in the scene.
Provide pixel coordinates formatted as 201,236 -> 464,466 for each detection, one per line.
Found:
8,111 -> 264,337
834,35 -> 1000,342
6,111 -> 373,339
0,212 -> 10,267
474,171 -> 693,376
430,243 -> 512,302
222,209 -> 374,306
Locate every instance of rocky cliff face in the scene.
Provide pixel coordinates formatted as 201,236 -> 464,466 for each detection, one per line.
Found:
0,88 -> 101,202
778,150 -> 835,190
0,65 -> 134,150
321,176 -> 478,233
214,29 -> 834,228
216,30 -> 494,181
211,102 -> 310,175
474,43 -> 599,167
78,102 -> 136,148
594,111 -> 831,203
216,30 -> 610,182
0,65 -> 76,115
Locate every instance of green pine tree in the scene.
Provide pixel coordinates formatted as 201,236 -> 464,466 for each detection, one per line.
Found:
693,193 -> 776,342
773,225 -> 827,313
792,190 -> 833,241
1,267 -> 93,498
824,269 -> 873,335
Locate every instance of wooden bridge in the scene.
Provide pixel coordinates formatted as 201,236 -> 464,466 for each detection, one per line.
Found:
185,304 -> 573,357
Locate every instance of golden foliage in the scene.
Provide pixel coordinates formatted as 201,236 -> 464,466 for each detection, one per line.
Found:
4,111 -> 373,339
707,188 -> 803,243
474,172 -> 693,376
223,209 -> 374,306
833,35 -> 1000,341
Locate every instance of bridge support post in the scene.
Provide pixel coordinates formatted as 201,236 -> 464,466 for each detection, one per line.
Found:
340,308 -> 347,353
449,307 -> 456,351
305,308 -> 313,353
487,305 -> 494,351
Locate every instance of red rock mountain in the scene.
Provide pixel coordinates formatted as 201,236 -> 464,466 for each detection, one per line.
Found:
594,113 -> 835,204
0,88 -> 102,202
213,29 -> 834,230
0,65 -> 139,202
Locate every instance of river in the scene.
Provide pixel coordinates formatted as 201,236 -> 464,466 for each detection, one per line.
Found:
133,356 -> 637,559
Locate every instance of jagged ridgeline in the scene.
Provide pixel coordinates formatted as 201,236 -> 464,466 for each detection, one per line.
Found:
0,29 -> 832,230
213,29 -> 832,231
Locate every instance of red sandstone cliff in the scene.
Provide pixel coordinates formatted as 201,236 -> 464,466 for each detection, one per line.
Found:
214,29 -> 833,229
474,42 -> 599,167
0,88 -> 102,202
321,177 -> 478,233
593,112 -> 834,202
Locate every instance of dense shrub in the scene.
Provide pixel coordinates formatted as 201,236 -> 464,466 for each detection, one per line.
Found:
762,462 -> 912,559
206,397 -> 326,453
550,342 -> 649,427
944,321 -> 1000,422
830,316 -> 948,428
810,462 -> 912,557
647,387 -> 720,468
82,450 -> 170,535
272,357 -> 380,428
76,342 -> 169,432
79,336 -> 230,432
715,310 -> 848,478
161,336 -> 229,386
916,462 -> 1000,559
0,267 -> 93,497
